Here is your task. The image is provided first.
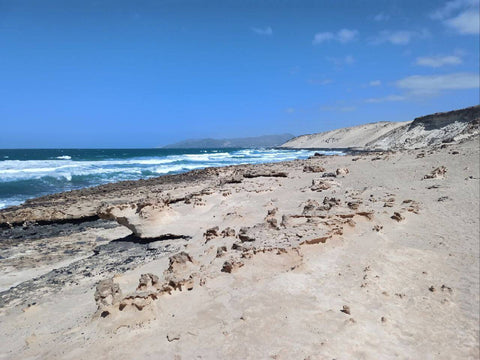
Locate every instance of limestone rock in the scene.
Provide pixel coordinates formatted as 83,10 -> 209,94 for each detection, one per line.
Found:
336,168 -> 349,176
303,165 -> 326,173
311,179 -> 332,192
265,208 -> 279,229
204,226 -> 219,242
221,227 -> 236,237
391,212 -> 404,222
168,252 -> 193,272
238,227 -> 256,242
94,278 -> 122,316
347,201 -> 361,210
216,246 -> 227,257
423,166 -> 447,179
221,260 -> 244,273
243,170 -> 288,178
137,273 -> 160,292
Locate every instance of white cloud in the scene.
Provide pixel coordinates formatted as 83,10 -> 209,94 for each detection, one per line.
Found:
308,78 -> 333,85
445,10 -> 480,34
396,72 -> 479,95
337,29 -> 358,43
313,32 -> 334,43
327,55 -> 355,67
365,95 -> 406,103
415,55 -> 462,67
371,29 -> 429,45
431,0 -> 479,34
430,0 -> 477,19
313,29 -> 359,44
251,26 -> 273,36
369,80 -> 382,86
344,55 -> 355,64
373,12 -> 390,21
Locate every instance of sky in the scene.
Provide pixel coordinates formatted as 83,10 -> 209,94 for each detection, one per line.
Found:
0,0 -> 479,148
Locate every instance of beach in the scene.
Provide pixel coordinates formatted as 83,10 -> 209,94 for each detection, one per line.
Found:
0,136 -> 478,359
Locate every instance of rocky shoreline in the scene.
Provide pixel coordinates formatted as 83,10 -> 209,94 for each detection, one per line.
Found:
0,138 -> 479,359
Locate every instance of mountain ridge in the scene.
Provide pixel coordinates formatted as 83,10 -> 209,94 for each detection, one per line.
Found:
163,133 -> 295,149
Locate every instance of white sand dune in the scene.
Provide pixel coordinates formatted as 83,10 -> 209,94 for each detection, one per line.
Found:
281,105 -> 479,150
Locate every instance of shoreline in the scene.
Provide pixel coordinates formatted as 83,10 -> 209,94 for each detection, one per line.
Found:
0,148 -> 390,221
0,147 -> 328,214
1,152 -> 347,226
0,138 -> 478,359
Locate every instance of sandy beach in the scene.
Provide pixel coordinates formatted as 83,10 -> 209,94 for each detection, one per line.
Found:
2,0 -> 479,357
0,133 -> 478,359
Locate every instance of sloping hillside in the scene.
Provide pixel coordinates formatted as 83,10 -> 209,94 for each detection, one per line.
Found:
366,105 -> 480,150
280,106 -> 479,150
279,121 -> 409,149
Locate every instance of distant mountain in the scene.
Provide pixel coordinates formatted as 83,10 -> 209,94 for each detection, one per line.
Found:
163,134 -> 295,149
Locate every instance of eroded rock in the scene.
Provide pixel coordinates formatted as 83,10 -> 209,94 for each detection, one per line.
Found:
204,226 -> 219,242
265,208 -> 279,229
94,278 -> 123,316
221,227 -> 236,237
168,251 -> 193,272
423,166 -> 447,179
303,165 -> 326,173
336,168 -> 349,176
243,170 -> 288,178
221,260 -> 244,273
391,212 -> 404,222
238,227 -> 256,242
137,273 -> 160,292
311,179 -> 334,192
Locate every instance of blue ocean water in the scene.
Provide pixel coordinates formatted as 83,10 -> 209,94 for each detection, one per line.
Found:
0,148 -> 342,209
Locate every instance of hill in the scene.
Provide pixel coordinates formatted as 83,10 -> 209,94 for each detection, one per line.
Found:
280,106 -> 480,150
163,134 -> 295,149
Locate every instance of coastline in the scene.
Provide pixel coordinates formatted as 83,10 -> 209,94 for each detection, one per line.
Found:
0,147 -> 321,211
0,137 -> 479,359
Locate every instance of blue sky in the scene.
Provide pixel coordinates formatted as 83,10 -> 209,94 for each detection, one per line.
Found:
0,0 -> 479,148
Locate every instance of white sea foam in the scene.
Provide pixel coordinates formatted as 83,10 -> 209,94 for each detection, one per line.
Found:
0,148 -> 341,205
56,155 -> 72,160
0,149 -> 334,184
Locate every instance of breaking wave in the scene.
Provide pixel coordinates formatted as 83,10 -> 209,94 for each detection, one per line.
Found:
0,148 -> 343,209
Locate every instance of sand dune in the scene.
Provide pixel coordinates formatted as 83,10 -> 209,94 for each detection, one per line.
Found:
281,105 -> 479,150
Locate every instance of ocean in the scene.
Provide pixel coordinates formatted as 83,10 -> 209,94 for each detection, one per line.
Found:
0,148 -> 342,209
